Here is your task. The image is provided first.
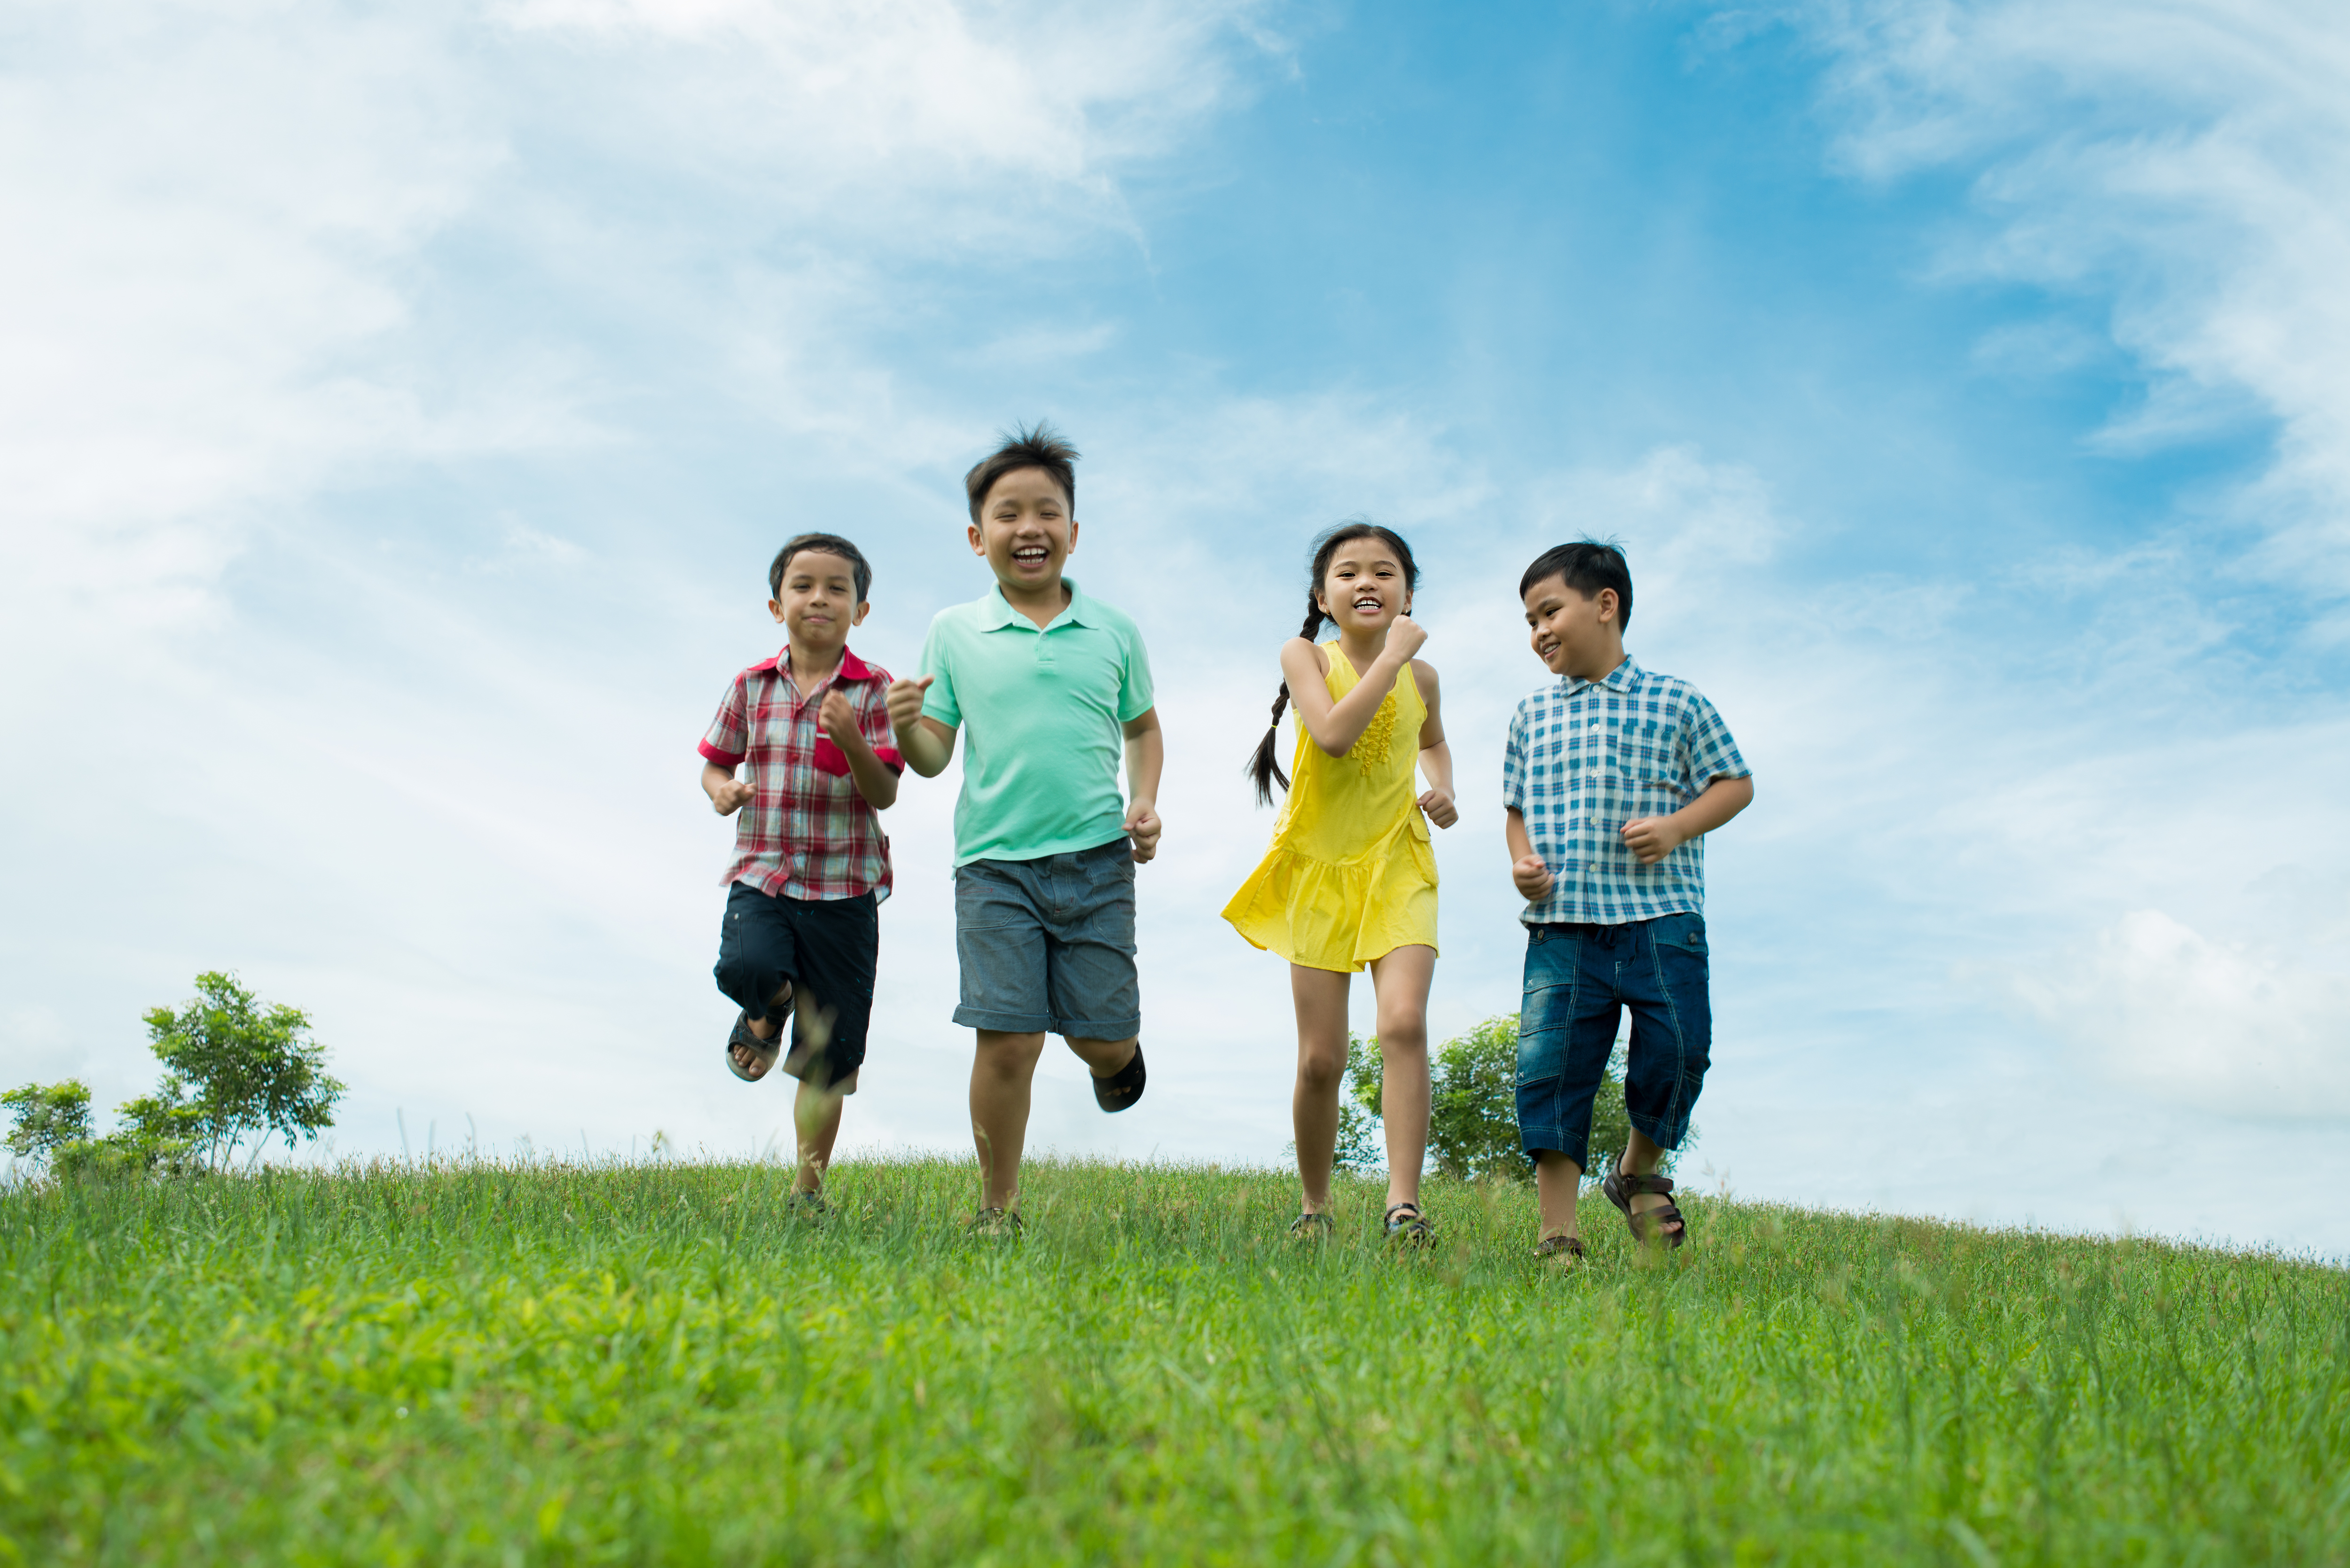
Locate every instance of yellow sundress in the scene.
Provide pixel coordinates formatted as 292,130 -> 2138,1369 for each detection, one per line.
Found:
1221,641 -> 1439,972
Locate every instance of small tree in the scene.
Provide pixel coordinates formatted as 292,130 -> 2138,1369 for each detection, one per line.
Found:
1344,1013 -> 1679,1185
142,972 -> 345,1172
2,1081 -> 93,1168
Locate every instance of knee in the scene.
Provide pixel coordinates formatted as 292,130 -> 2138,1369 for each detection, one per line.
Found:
1296,1050 -> 1346,1094
974,1031 -> 1046,1079
1377,1016 -> 1428,1057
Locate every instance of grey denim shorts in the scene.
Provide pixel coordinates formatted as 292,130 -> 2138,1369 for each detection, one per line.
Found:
953,837 -> 1140,1039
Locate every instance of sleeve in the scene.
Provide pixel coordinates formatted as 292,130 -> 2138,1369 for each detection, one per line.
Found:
1677,688 -> 1750,789
698,675 -> 749,768
918,613 -> 961,728
1501,702 -> 1528,812
1116,621 -> 1156,723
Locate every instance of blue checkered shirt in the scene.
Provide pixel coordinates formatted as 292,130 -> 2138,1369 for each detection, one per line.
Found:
1502,657 -> 1749,926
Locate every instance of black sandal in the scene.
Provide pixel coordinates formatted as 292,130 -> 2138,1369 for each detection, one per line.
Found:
1092,1043 -> 1146,1113
1288,1211 -> 1334,1240
1535,1233 -> 1587,1262
1602,1165 -> 1687,1249
1383,1201 -> 1434,1247
724,1008 -> 784,1082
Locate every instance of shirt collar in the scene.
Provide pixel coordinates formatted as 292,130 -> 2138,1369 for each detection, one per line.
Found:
1564,654 -> 1642,698
749,647 -> 881,684
980,577 -> 1094,632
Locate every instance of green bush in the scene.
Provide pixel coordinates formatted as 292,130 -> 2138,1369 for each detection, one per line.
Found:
1346,1014 -> 1676,1184
5,971 -> 345,1181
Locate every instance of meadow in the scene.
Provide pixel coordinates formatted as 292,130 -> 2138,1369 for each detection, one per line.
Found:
2,1156 -> 2344,1566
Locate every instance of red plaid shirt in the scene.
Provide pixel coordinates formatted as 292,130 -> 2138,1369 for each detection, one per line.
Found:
699,647 -> 903,902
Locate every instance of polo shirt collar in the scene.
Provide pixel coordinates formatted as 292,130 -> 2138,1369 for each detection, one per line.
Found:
1565,654 -> 1642,698
980,577 -> 1095,632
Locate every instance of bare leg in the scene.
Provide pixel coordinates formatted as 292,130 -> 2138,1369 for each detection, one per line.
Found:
1535,1149 -> 1582,1240
970,1029 -> 1046,1210
792,1079 -> 845,1195
1618,1127 -> 1684,1239
1064,1035 -> 1138,1077
1289,965 -> 1352,1215
1367,944 -> 1435,1214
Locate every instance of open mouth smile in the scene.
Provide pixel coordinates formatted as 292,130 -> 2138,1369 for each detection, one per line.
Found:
1010,546 -> 1050,567
1352,596 -> 1383,615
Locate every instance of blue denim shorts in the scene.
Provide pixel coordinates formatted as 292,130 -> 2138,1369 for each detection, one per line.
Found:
953,837 -> 1141,1039
1516,913 -> 1712,1169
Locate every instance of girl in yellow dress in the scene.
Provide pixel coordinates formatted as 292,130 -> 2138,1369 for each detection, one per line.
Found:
1222,523 -> 1457,1241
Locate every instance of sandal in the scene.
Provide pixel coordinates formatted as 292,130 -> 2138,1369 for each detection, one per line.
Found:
1382,1201 -> 1434,1247
1602,1164 -> 1687,1249
1092,1043 -> 1146,1113
785,1190 -> 829,1219
724,1009 -> 783,1082
969,1206 -> 1024,1238
1534,1233 -> 1587,1263
1288,1211 -> 1334,1240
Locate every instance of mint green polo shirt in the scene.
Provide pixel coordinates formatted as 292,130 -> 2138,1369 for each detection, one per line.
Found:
919,578 -> 1156,866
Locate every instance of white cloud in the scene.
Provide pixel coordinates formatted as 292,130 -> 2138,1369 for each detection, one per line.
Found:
1799,0 -> 2350,599
2015,909 -> 2350,1116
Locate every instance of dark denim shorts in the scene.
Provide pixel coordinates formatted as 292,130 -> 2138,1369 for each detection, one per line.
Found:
953,837 -> 1140,1039
1516,912 -> 1711,1169
713,883 -> 878,1092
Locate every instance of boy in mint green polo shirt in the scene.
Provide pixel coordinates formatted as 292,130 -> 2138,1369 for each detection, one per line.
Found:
886,423 -> 1163,1233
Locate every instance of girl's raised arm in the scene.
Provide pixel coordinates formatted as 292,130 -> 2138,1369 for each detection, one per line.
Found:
1285,622 -> 1424,759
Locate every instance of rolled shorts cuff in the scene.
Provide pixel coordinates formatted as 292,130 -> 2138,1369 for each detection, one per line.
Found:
1627,1108 -> 1692,1152
1517,1123 -> 1583,1165
1050,1012 -> 1141,1041
953,1004 -> 1054,1034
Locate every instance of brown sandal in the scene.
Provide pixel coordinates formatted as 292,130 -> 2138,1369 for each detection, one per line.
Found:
1602,1166 -> 1687,1249
1534,1234 -> 1586,1262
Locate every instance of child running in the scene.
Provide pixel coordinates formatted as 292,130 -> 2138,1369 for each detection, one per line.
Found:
1222,523 -> 1457,1243
886,423 -> 1161,1236
699,532 -> 904,1214
1504,541 -> 1752,1260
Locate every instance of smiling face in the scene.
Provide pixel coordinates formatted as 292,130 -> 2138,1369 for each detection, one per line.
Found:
968,466 -> 1076,599
1523,572 -> 1622,681
1316,536 -> 1413,636
768,549 -> 869,655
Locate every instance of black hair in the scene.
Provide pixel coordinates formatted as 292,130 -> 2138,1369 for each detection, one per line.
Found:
964,421 -> 1077,522
770,532 -> 874,605
1518,539 -> 1632,629
1246,521 -> 1420,806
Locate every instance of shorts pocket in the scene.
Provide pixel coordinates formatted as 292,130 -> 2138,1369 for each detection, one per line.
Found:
953,865 -> 1032,933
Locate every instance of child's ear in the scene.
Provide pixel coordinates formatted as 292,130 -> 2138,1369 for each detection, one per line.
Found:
851,601 -> 870,627
768,598 -> 786,624
966,523 -> 986,558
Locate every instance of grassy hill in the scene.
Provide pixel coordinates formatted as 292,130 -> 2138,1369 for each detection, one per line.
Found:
3,1157 -> 2343,1565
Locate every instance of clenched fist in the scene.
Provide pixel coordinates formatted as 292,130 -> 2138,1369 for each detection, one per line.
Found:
885,675 -> 934,735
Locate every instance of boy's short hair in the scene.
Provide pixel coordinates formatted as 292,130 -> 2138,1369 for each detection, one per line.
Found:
1520,539 -> 1633,630
770,532 -> 873,605
964,421 -> 1078,521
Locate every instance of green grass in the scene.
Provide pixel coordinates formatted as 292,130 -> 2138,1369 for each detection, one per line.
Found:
2,1158 -> 2344,1566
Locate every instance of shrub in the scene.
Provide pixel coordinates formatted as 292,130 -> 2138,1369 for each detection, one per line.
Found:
1344,1014 -> 1678,1184
5,972 -> 345,1181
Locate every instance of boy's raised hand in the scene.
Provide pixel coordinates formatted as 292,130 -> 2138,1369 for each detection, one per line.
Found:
1123,799 -> 1162,863
712,778 -> 754,816
1511,852 -> 1553,901
1621,816 -> 1684,865
818,688 -> 859,747
885,675 -> 933,735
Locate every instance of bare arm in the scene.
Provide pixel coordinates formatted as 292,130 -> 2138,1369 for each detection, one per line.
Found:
1410,658 -> 1457,828
819,690 -> 899,810
884,676 -> 956,778
1505,806 -> 1554,900
1121,707 -> 1164,863
703,760 -> 752,816
1283,616 -> 1429,757
1622,774 -> 1755,865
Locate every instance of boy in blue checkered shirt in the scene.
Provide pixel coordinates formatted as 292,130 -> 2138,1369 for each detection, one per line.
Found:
1502,541 -> 1753,1260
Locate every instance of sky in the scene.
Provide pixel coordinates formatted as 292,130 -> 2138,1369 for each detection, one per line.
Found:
6,0 -> 2349,1256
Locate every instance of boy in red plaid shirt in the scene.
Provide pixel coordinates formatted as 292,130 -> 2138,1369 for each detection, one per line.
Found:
699,532 -> 904,1211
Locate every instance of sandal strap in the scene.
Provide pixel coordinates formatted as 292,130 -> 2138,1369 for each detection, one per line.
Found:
1383,1201 -> 1424,1221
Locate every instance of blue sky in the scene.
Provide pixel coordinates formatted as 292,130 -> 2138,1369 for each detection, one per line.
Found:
7,0 -> 2348,1254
